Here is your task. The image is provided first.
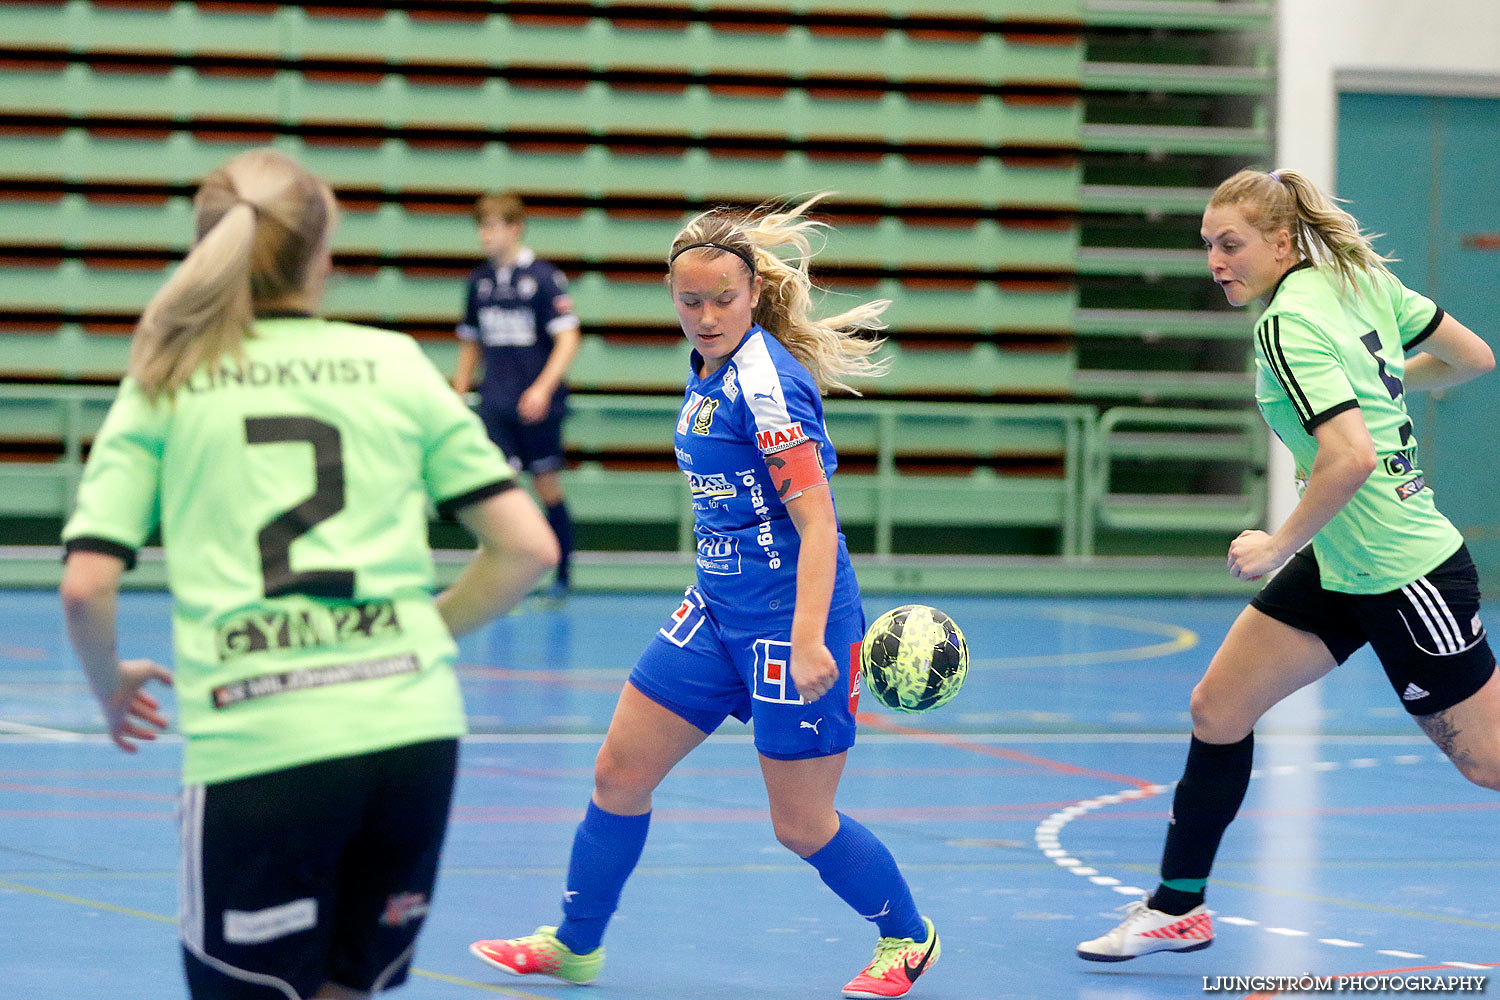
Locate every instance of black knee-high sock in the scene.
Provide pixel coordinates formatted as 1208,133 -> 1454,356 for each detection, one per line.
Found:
545,501 -> 573,587
1149,732 -> 1254,915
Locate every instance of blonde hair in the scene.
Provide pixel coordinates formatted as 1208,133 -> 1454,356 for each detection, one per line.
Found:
1208,167 -> 1393,289
668,195 -> 889,395
474,191 -> 525,224
130,147 -> 338,399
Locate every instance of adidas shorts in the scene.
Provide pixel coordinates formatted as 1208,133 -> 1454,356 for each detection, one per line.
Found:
179,739 -> 458,999
1250,543 -> 1496,715
628,586 -> 864,760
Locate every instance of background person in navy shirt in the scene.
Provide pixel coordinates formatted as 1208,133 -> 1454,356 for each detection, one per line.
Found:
453,193 -> 580,598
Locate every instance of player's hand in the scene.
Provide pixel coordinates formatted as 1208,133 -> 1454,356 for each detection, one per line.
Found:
1226,529 -> 1288,582
516,385 -> 551,424
790,642 -> 839,703
97,659 -> 174,754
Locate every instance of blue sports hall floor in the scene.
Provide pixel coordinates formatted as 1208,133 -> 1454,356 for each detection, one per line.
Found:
1,589 -> 1495,999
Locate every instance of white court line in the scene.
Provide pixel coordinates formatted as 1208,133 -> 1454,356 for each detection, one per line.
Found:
1042,753 -> 1470,965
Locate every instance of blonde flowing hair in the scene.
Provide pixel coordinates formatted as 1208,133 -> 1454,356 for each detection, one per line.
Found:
1208,167 -> 1394,289
129,147 -> 338,399
668,194 -> 889,394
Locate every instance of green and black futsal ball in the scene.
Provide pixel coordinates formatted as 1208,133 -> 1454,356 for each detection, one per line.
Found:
859,605 -> 969,713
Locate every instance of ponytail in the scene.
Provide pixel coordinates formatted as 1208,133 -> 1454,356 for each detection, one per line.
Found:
129,148 -> 337,400
1209,168 -> 1393,289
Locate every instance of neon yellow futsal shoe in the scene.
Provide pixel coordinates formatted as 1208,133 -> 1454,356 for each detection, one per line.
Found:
469,926 -> 604,984
842,916 -> 940,998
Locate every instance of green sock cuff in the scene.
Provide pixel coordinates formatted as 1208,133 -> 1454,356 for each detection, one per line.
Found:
1160,877 -> 1207,892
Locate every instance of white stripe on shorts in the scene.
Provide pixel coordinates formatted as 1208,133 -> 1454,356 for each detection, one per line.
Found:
1401,578 -> 1461,654
178,783 -> 302,1000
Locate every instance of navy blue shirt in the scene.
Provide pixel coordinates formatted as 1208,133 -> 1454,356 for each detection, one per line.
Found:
457,248 -> 579,417
676,326 -> 861,629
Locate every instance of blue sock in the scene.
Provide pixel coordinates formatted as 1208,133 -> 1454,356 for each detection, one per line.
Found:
805,812 -> 925,941
555,801 -> 649,955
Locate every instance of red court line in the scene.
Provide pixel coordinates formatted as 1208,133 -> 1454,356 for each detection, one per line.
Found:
0,781 -> 176,803
856,712 -> 1158,791
0,645 -> 49,661
1245,962 -> 1498,999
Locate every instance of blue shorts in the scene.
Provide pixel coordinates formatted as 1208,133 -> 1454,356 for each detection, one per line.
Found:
629,587 -> 865,760
478,404 -> 565,475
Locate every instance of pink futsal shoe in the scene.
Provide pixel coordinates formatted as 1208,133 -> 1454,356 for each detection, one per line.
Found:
842,915 -> 940,998
1076,899 -> 1213,961
469,925 -> 604,984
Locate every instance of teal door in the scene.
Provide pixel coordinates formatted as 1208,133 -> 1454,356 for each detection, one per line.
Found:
1337,91 -> 1500,580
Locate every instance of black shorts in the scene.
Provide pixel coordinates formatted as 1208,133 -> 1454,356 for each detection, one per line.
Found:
478,404 -> 565,475
1250,544 -> 1496,715
179,739 -> 459,999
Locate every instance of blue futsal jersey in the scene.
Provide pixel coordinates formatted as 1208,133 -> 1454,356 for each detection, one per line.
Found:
676,326 -> 861,629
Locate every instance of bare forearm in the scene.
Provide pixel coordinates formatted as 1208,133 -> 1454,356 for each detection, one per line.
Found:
453,341 -> 481,393
62,586 -> 121,700
791,519 -> 837,647
435,544 -> 549,636
1404,352 -> 1489,392
1267,451 -> 1372,557
436,489 -> 560,636
529,326 -> 581,397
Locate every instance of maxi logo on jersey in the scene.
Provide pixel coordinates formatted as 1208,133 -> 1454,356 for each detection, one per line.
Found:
755,422 -> 809,455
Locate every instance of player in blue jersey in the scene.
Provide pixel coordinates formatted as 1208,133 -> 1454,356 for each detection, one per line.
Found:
469,198 -> 940,999
452,193 -> 580,600
1079,168 -> 1498,962
59,149 -> 559,1000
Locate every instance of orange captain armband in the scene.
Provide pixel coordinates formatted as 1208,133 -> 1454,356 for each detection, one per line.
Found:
763,439 -> 827,501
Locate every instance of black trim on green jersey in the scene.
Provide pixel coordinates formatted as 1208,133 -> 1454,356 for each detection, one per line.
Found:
1258,314 -> 1319,427
63,535 -> 138,570
435,478 -> 517,521
1304,398 -> 1361,433
1264,260 -> 1314,308
254,310 -> 315,320
1403,305 -> 1446,351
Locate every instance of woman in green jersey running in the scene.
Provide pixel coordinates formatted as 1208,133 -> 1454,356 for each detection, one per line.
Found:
1078,167 -> 1499,962
60,148 -> 558,1000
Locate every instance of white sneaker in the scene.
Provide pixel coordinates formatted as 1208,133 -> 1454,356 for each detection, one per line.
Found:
1076,898 -> 1213,962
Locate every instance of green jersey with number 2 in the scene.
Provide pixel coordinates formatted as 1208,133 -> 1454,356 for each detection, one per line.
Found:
64,318 -> 515,784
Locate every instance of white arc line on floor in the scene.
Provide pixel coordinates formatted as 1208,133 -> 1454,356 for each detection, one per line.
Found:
1037,753 -> 1469,964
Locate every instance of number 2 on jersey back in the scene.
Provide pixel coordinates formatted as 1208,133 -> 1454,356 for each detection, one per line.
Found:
244,416 -> 356,599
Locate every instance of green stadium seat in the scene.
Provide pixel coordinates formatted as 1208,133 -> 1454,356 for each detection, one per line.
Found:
1073,308 -> 1250,340
1081,1 -> 1273,32
1082,60 -> 1273,96
1073,369 -> 1254,402
4,195 -> 1078,273
1081,121 -> 1271,157
0,129 -> 1080,210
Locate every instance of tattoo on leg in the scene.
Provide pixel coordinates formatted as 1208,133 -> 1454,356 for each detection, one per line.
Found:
1416,709 -> 1473,766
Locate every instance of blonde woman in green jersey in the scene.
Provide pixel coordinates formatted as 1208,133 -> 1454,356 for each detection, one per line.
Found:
60,148 -> 558,1000
1078,167 -> 1499,962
